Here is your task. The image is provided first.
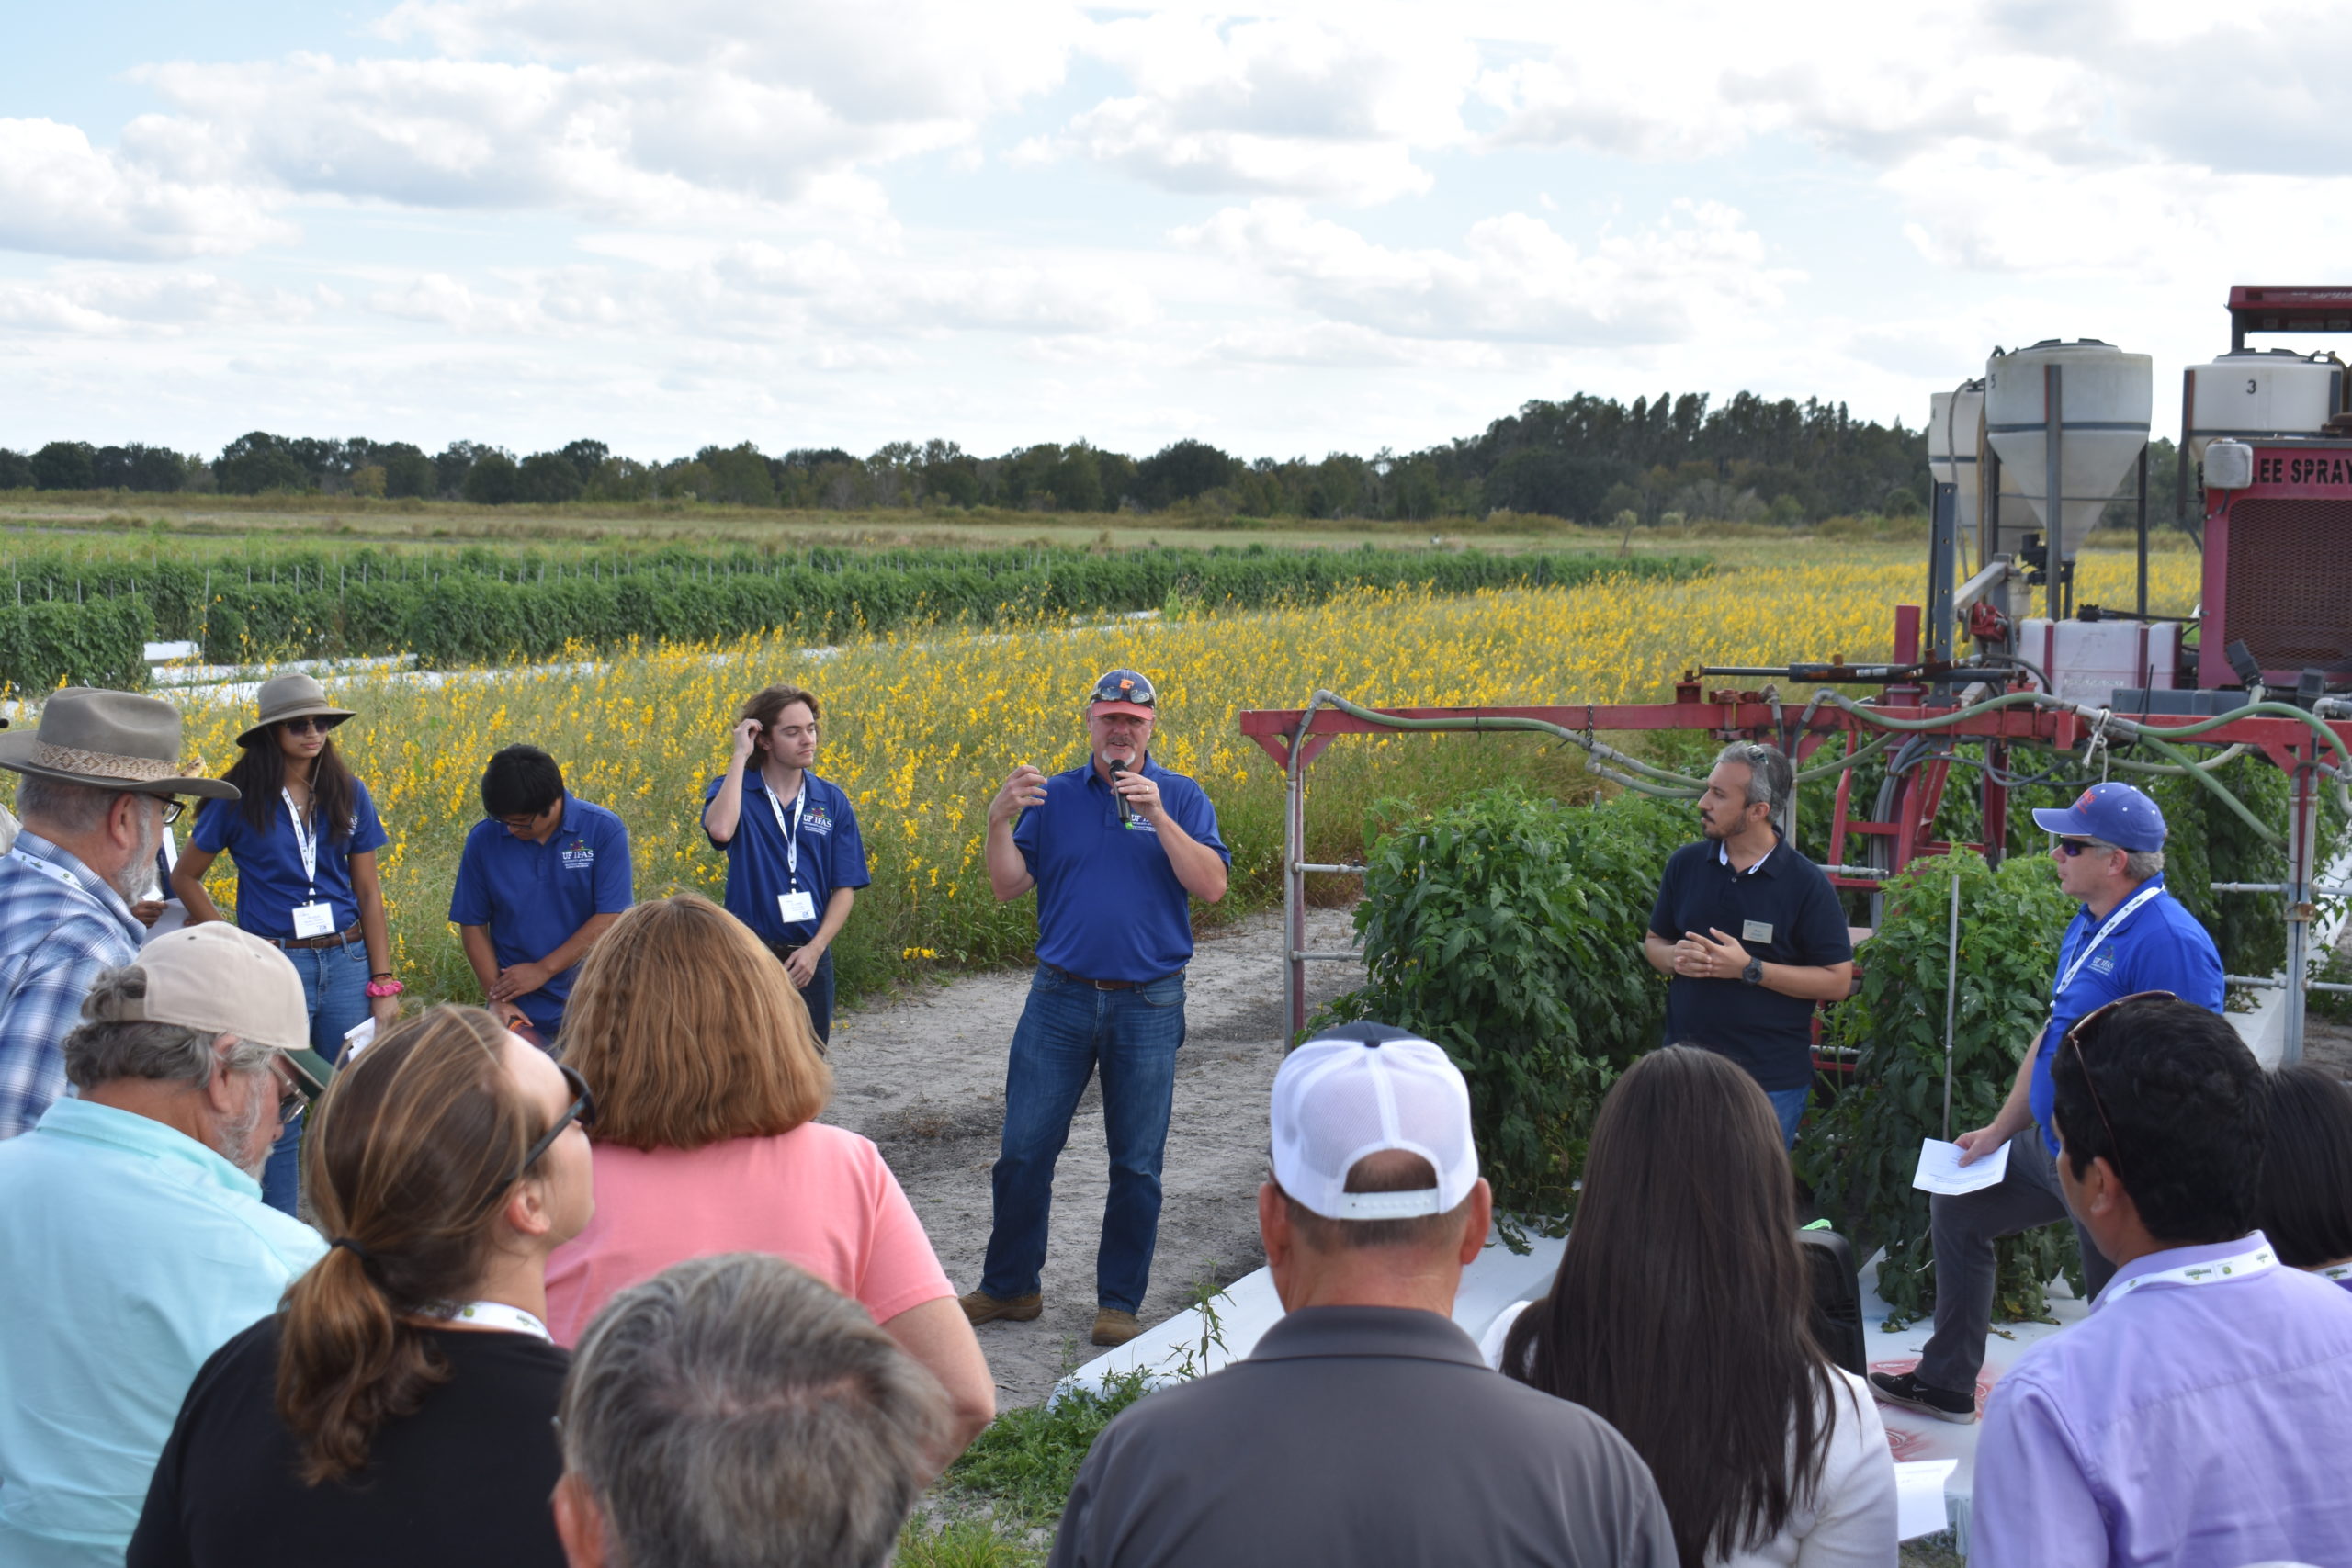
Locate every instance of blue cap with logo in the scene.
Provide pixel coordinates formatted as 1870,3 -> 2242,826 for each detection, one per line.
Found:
2030,782 -> 2167,852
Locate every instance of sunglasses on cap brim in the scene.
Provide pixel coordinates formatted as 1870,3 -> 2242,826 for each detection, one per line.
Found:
1087,673 -> 1155,708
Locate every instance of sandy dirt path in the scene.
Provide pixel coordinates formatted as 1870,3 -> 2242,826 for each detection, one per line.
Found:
820,906 -> 1365,1409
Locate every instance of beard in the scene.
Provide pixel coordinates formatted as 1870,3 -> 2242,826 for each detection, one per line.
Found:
104,805 -> 163,904
211,1076 -> 273,1179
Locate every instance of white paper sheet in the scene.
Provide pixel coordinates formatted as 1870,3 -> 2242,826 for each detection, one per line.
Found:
342,1017 -> 378,1060
1894,1458 -> 1957,1540
1912,1136 -> 2010,1196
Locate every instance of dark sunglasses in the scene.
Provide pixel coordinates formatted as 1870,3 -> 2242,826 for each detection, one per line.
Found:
516,1063 -> 596,1177
2063,989 -> 2177,1180
279,716 -> 337,736
272,1062 -> 308,1127
2054,838 -> 2097,857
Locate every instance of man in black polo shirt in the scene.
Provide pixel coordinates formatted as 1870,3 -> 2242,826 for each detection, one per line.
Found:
1643,743 -> 1852,1148
1048,1022 -> 1675,1568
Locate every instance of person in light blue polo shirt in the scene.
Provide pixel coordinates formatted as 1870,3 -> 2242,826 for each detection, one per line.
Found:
0,922 -> 330,1568
449,746 -> 633,1047
701,682 -> 870,1044
1871,782 -> 2224,1426
962,670 -> 1229,1350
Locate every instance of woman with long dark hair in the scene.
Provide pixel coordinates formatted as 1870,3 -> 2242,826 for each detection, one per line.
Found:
1492,1046 -> 1897,1567
2254,1061 -> 2352,1289
170,672 -> 398,1214
127,1005 -> 593,1568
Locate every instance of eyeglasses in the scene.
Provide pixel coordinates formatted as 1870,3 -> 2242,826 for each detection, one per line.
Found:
151,795 -> 186,827
2062,989 -> 2177,1181
493,808 -> 551,832
279,716 -> 335,736
515,1063 -> 596,1177
271,1061 -> 309,1126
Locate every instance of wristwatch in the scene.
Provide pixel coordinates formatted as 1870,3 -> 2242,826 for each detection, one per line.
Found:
1741,957 -> 1764,987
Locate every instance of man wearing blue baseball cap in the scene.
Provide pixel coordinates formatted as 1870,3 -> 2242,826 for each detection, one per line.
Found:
1872,782 -> 2225,1425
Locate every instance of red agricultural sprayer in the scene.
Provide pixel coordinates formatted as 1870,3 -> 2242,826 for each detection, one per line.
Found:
1239,287 -> 2352,1062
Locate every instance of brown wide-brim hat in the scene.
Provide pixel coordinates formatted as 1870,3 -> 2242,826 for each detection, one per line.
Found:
235,672 -> 356,749
0,687 -> 237,799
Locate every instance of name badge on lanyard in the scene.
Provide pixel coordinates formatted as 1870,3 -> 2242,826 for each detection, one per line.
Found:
767,782 -> 818,926
285,789 -> 336,939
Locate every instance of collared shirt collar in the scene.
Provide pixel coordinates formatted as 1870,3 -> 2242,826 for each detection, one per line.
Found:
1247,1304 -> 1487,1369
1716,831 -> 1778,877
12,828 -> 145,938
32,1094 -> 264,1201
2079,871 -> 2165,929
2092,1229 -> 2274,1314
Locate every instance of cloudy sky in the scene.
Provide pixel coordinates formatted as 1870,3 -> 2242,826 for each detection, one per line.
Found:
5,0 -> 2347,464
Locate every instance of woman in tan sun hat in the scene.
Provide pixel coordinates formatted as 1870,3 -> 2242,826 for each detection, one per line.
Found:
168,673 -> 397,1216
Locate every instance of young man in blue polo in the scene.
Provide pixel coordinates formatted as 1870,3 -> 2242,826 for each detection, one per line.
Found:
964,669 -> 1230,1348
1871,781 -> 2225,1426
701,682 -> 870,1043
449,744 -> 634,1047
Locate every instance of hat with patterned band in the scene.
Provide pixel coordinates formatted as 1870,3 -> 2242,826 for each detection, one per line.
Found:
0,688 -> 237,799
236,672 -> 356,749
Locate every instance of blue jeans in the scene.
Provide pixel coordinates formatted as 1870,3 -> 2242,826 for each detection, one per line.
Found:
979,965 -> 1186,1314
261,941 -> 373,1215
1767,1084 -> 1808,1151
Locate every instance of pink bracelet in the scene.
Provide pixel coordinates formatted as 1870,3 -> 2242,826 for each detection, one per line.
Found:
365,977 -> 405,998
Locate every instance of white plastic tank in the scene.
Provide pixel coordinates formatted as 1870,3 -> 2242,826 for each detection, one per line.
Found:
1927,384 -> 1983,518
1984,339 -> 2153,563
2184,349 -> 2339,460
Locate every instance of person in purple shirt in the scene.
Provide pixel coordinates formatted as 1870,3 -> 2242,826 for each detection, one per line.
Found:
2252,1062 -> 2352,1292
1973,996 -> 2352,1568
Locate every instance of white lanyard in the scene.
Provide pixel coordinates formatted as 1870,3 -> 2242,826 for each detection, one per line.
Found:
764,777 -> 807,889
2054,881 -> 2165,998
6,847 -> 112,917
282,788 -> 319,897
2099,1239 -> 2277,1308
2323,1263 -> 2351,1284
438,1300 -> 552,1340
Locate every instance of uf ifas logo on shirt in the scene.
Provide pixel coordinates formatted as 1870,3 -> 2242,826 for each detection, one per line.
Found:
560,841 -> 595,870
803,807 -> 834,837
2089,950 -> 2117,976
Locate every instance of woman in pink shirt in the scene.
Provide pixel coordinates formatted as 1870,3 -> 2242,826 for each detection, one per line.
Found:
544,894 -> 993,1458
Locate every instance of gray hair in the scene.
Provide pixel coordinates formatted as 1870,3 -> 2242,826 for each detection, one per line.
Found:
559,1254 -> 950,1568
2080,837 -> 2165,883
1713,742 -> 1793,818
15,774 -> 121,837
61,965 -> 274,1089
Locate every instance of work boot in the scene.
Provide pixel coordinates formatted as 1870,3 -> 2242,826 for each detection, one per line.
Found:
958,1289 -> 1042,1325
1091,1308 -> 1143,1348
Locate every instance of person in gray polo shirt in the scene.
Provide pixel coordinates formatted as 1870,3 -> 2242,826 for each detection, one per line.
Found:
1048,1022 -> 1675,1568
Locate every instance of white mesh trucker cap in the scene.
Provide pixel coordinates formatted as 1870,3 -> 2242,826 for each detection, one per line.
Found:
1270,1021 -> 1479,1220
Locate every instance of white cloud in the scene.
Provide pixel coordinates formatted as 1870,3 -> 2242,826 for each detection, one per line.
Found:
0,267 -> 314,333
0,119 -> 292,261
1177,199 -> 1786,346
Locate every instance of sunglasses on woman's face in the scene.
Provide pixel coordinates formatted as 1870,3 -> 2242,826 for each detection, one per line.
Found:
516,1063 -> 596,1177
2062,990 -> 2177,1180
280,716 -> 334,736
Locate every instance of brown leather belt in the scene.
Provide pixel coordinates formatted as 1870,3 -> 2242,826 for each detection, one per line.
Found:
272,922 -> 361,951
1046,963 -> 1178,991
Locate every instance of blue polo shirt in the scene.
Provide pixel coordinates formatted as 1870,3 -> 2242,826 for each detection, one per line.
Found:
701,769 -> 871,945
1012,756 -> 1227,984
189,782 -> 390,942
2028,874 -> 2223,1153
1648,836 -> 1853,1091
448,795 -> 634,1032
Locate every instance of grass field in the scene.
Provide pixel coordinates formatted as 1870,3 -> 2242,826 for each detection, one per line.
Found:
161,544 -> 2202,1010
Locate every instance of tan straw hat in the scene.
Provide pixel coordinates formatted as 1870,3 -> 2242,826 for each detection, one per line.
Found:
92,923 -> 334,1097
0,688 -> 236,800
236,673 -> 356,749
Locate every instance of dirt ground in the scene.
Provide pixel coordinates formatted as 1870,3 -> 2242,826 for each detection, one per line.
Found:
821,906 -> 1366,1409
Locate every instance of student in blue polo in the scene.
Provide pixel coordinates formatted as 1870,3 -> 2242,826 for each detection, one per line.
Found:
448,745 -> 633,1047
701,682 -> 870,1043
962,668 -> 1230,1350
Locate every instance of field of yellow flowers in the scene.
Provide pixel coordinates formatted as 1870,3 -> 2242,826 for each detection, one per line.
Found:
169,546 -> 2199,1007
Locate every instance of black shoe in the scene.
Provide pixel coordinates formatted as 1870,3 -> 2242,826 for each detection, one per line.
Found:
1869,1370 -> 1975,1424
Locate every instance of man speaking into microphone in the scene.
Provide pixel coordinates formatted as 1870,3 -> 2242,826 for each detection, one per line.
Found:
962,669 -> 1229,1348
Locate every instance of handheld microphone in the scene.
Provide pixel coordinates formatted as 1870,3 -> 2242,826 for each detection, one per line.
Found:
1110,759 -> 1134,823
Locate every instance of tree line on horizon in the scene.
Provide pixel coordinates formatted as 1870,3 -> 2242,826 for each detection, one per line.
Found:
0,390 -> 1958,525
